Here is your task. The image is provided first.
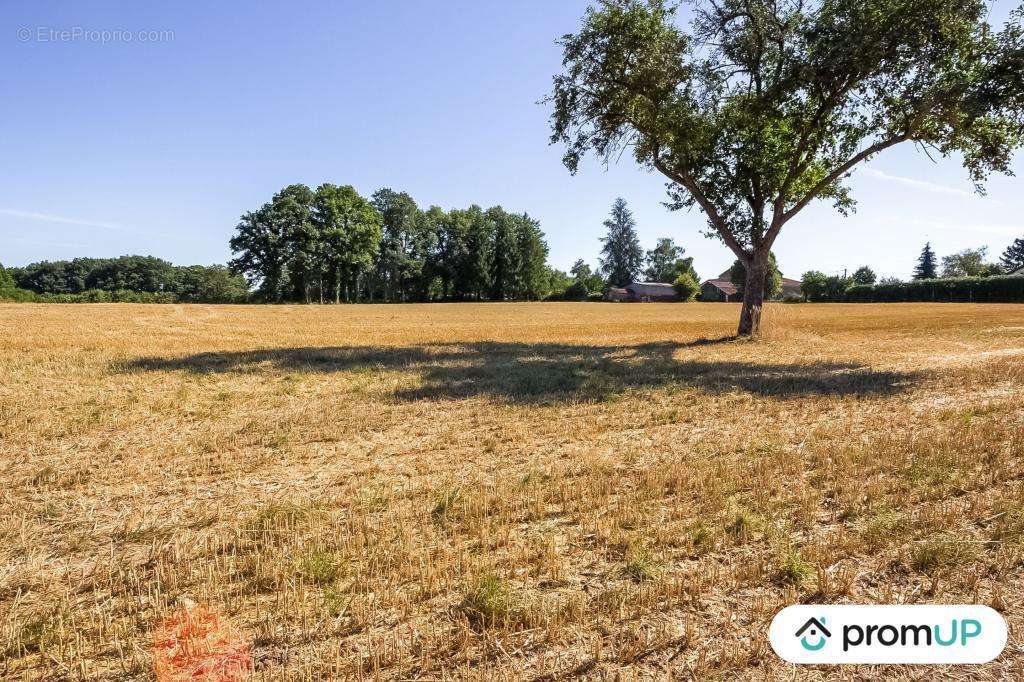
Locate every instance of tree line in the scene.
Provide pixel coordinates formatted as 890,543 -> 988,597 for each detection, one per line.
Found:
229,184 -> 556,303
800,240 -> 1024,302
2,256 -> 248,303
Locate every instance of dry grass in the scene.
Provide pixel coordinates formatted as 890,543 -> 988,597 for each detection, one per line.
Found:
1,301 -> 1023,679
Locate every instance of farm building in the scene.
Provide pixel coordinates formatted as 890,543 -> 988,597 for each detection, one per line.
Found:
605,283 -> 678,302
701,278 -> 739,302
700,268 -> 802,301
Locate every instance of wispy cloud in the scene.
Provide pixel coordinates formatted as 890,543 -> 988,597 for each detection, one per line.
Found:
0,208 -> 180,239
861,168 -> 976,198
0,209 -> 137,232
876,215 -> 1022,238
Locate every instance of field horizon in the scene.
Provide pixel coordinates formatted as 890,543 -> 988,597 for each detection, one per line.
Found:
2,301 -> 1022,679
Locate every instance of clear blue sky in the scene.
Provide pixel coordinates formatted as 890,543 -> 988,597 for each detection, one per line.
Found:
2,1 -> 1022,281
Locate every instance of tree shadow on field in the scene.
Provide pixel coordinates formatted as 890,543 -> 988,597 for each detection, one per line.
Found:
121,340 -> 924,404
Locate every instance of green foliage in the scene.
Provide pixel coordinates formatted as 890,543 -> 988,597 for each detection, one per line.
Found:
1000,237 -> 1024,272
672,271 -> 700,300
852,266 -> 877,285
913,243 -> 938,280
847,275 -> 1024,302
569,259 -> 605,294
599,198 -> 643,287
644,237 -> 696,283
171,266 -> 249,303
549,0 -> 1024,333
941,246 -> 1000,278
801,270 -> 852,302
0,263 -> 16,291
313,183 -> 382,303
8,257 -> 247,303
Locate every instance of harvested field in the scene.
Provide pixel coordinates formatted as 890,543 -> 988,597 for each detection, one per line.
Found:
1,302 -> 1023,679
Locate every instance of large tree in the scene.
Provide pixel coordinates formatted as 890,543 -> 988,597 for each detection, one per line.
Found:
550,0 -> 1024,335
313,184 -> 382,303
1000,236 -> 1024,271
599,197 -> 644,286
372,189 -> 426,302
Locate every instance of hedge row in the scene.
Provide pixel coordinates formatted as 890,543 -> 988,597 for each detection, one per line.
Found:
1,289 -> 181,303
846,275 -> 1024,302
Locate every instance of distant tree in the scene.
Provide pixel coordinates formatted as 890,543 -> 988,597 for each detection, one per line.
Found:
488,207 -> 522,300
372,189 -> 425,302
549,0 -> 1024,334
599,198 -> 643,287
171,265 -> 249,303
644,237 -> 697,283
879,276 -> 903,285
852,266 -> 877,285
432,208 -> 472,300
543,266 -> 574,299
0,263 -> 15,292
570,259 -> 605,294
313,184 -> 382,303
801,271 -> 829,302
229,205 -> 290,302
672,271 -> 700,300
730,253 -> 782,299
514,213 -> 550,299
1000,237 -> 1024,272
563,280 -> 590,301
88,255 -> 176,293
941,246 -> 995,278
465,206 -> 494,300
913,243 -> 939,280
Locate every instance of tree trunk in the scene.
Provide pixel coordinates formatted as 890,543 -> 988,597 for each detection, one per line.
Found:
738,256 -> 767,337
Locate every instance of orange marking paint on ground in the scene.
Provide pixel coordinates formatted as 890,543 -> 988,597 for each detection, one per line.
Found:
152,604 -> 253,681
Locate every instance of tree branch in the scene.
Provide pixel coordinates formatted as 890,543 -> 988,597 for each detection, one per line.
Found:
653,155 -> 751,262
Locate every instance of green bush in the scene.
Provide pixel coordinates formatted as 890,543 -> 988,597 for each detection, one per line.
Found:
672,272 -> 700,301
846,275 -> 1024,303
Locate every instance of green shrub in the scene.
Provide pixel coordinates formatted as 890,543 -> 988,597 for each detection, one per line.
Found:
672,272 -> 700,301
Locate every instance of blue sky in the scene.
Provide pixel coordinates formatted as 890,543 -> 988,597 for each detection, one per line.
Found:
2,1 -> 1022,281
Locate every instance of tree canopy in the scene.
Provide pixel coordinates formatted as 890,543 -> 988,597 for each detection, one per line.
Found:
550,0 -> 1024,333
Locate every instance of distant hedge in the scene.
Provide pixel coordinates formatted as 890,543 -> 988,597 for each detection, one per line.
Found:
0,289 -> 181,303
846,275 -> 1024,303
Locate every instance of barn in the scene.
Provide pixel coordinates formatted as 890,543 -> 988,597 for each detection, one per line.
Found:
605,283 -> 679,302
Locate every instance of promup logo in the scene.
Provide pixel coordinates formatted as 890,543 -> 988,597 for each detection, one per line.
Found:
770,605 -> 1007,664
795,617 -> 831,651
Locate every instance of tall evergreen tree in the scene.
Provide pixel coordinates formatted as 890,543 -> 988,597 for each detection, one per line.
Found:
913,242 -> 938,280
598,198 -> 643,287
1000,237 -> 1024,272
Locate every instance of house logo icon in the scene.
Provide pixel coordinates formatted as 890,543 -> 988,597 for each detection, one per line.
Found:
795,617 -> 831,651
